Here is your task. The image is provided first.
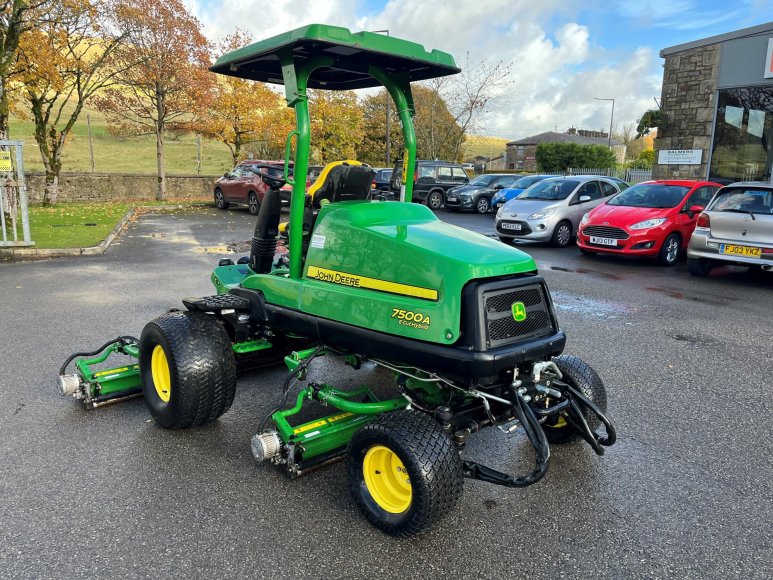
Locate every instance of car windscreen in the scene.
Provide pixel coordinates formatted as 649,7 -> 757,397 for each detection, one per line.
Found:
518,180 -> 579,200
708,188 -> 773,215
511,175 -> 547,189
606,184 -> 689,208
468,174 -> 497,187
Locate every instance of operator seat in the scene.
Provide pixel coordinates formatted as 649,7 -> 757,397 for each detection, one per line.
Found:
283,162 -> 376,257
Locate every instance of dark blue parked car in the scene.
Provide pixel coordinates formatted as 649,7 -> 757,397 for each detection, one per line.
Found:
492,174 -> 555,210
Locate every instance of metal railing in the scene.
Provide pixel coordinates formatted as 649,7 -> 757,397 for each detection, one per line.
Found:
0,140 -> 33,247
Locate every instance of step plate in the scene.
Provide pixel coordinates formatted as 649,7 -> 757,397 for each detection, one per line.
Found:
183,294 -> 250,312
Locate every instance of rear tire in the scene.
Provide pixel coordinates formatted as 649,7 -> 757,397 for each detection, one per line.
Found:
347,410 -> 463,536
542,355 -> 607,445
657,233 -> 681,266
214,188 -> 229,210
474,196 -> 491,214
550,221 -> 573,248
426,190 -> 444,210
687,257 -> 712,277
248,191 -> 260,215
139,312 -> 236,429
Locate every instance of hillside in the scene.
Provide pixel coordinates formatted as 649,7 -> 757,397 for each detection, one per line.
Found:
10,104 -> 508,175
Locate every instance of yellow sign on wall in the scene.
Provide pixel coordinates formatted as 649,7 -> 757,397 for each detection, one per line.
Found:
0,150 -> 11,172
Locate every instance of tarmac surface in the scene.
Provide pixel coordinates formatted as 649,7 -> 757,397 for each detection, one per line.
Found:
1,205 -> 771,579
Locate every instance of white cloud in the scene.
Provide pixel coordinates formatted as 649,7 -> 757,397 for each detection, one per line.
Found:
193,0 -> 663,142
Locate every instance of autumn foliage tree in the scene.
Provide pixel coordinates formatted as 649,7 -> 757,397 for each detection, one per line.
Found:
200,29 -> 293,165
94,0 -> 212,200
16,0 -> 128,204
412,85 -> 464,162
308,89 -> 363,164
356,89 -> 402,167
0,0 -> 51,138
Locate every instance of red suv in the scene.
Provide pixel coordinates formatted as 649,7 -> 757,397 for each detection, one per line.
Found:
577,180 -> 722,265
213,160 -> 293,214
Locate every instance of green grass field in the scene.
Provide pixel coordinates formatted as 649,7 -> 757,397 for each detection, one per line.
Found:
10,104 -> 507,176
26,201 -> 209,248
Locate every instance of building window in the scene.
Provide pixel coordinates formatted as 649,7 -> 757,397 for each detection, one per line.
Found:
517,146 -> 525,156
710,86 -> 773,182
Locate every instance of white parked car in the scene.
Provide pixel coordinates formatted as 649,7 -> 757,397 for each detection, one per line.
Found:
687,182 -> 773,276
494,176 -> 624,247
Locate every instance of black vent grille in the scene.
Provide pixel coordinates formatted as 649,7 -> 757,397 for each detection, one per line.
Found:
583,225 -> 629,239
482,283 -> 555,348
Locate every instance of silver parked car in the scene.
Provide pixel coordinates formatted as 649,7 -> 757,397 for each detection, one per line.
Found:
494,176 -> 624,247
687,182 -> 773,276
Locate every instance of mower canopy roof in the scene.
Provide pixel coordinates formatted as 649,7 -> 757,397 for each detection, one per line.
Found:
209,24 -> 460,90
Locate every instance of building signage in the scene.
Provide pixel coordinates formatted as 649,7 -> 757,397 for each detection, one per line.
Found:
766,38 -> 773,79
0,150 -> 11,171
658,149 -> 703,165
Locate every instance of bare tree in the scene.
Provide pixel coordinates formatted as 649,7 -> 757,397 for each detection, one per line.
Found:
422,54 -> 512,160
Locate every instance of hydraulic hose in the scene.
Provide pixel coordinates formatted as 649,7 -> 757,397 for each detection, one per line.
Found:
462,388 -> 551,488
58,336 -> 139,376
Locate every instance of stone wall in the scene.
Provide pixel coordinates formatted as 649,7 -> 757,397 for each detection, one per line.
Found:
25,172 -> 218,204
652,43 -> 719,179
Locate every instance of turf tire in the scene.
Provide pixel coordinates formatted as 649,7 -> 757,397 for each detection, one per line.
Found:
542,355 -> 607,444
347,410 -> 463,536
139,311 -> 236,429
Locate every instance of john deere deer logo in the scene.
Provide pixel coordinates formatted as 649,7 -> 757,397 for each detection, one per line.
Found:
511,301 -> 527,322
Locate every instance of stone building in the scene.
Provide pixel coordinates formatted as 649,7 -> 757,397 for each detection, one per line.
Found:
505,128 -> 625,171
653,22 -> 773,183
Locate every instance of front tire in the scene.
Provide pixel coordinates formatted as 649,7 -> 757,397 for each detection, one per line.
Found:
426,190 -> 444,210
542,355 -> 607,444
139,312 -> 236,429
550,220 -> 573,248
248,191 -> 260,215
474,196 -> 491,214
658,233 -> 681,266
347,410 -> 463,536
214,188 -> 229,210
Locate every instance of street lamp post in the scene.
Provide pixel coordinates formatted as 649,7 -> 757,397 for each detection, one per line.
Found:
372,29 -> 391,166
594,97 -> 615,150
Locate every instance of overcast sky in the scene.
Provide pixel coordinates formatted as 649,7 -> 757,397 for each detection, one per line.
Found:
190,0 -> 772,141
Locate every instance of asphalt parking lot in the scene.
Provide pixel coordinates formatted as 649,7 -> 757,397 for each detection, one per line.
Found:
1,205 -> 771,579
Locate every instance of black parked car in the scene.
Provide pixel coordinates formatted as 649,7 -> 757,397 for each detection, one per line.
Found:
445,173 -> 521,213
372,168 -> 393,191
390,160 -> 469,209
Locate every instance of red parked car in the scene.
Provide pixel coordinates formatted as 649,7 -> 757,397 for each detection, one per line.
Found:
213,160 -> 293,214
577,180 -> 723,265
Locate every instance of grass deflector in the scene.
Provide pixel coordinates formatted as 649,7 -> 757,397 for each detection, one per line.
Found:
58,24 -> 616,536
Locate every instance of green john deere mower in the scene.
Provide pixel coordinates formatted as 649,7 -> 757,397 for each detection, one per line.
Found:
58,24 -> 616,536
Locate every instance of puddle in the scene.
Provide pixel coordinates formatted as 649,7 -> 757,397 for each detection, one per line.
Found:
549,265 -> 621,280
551,290 -> 636,318
645,287 -> 728,306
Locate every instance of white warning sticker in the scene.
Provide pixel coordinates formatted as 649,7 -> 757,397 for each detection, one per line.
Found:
311,234 -> 326,249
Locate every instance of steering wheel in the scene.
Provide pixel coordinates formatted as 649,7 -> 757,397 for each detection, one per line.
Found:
255,171 -> 286,190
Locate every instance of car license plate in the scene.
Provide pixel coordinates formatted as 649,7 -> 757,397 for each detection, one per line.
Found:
590,236 -> 617,247
501,222 -> 521,231
719,244 -> 761,257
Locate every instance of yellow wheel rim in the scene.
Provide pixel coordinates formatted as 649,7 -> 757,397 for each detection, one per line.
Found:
362,445 -> 412,514
151,344 -> 171,403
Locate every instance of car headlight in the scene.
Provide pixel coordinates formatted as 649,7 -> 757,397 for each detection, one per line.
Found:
528,207 -> 557,220
581,212 -> 590,226
630,218 -> 667,230
496,207 -> 503,218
